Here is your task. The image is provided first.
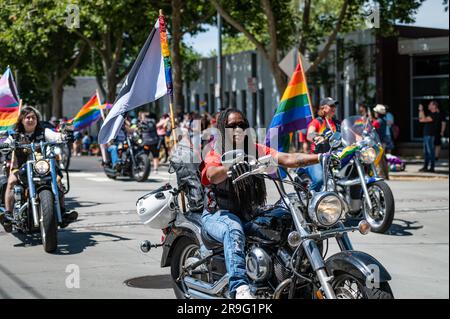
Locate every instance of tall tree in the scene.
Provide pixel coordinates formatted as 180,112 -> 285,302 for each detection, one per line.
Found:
211,0 -> 292,94
0,0 -> 86,118
149,0 -> 215,110
71,1 -> 158,103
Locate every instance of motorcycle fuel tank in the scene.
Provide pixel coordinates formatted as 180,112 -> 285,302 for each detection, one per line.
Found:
245,206 -> 292,244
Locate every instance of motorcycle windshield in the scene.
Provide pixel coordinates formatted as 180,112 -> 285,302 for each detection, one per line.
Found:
341,116 -> 379,147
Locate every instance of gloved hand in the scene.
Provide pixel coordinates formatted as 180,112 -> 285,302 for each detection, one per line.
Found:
319,153 -> 341,168
229,161 -> 251,181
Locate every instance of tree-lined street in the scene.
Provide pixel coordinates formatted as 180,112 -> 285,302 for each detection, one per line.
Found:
0,157 -> 447,299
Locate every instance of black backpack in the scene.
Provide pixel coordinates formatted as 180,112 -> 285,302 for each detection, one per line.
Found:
169,139 -> 205,213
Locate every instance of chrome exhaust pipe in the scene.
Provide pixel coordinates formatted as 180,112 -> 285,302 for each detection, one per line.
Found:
187,289 -> 224,299
184,275 -> 228,295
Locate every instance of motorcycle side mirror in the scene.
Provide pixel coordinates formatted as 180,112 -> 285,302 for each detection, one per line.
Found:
330,132 -> 342,149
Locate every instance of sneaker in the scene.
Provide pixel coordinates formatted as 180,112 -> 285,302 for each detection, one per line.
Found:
429,168 -> 435,173
0,211 -> 13,233
418,167 -> 428,172
235,285 -> 256,299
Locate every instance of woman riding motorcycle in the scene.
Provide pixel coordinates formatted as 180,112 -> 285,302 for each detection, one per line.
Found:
0,106 -> 77,232
200,108 -> 327,299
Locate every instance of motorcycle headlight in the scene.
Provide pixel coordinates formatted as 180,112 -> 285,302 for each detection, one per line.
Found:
34,160 -> 50,175
138,139 -> 143,145
54,146 -> 62,155
308,192 -> 343,227
360,147 -> 377,164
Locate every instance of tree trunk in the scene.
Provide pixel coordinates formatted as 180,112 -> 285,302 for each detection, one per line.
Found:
261,0 -> 287,93
171,0 -> 184,111
299,0 -> 311,55
106,73 -> 118,104
51,77 -> 64,119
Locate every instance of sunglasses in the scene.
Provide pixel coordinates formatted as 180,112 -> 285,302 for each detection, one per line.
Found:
225,122 -> 249,130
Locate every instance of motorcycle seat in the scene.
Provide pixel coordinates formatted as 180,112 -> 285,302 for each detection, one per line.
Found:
201,227 -> 223,250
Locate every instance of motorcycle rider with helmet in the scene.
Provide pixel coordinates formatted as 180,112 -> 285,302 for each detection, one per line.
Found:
200,108 -> 333,299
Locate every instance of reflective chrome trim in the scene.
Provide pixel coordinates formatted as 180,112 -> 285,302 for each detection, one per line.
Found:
184,274 -> 229,295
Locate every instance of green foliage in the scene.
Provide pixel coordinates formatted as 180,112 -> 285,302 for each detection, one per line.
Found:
0,0 -> 84,107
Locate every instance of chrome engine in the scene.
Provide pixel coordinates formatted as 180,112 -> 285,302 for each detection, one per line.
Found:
245,246 -> 272,282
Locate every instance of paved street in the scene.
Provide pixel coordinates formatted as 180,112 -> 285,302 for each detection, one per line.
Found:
0,156 -> 448,299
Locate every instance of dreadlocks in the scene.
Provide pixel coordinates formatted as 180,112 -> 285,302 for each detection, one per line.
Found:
214,108 -> 267,221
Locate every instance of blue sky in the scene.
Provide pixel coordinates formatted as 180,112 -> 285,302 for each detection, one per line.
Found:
184,0 -> 449,56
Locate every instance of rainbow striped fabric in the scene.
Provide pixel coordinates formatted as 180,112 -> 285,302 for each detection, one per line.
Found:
71,95 -> 111,131
0,67 -> 20,132
158,14 -> 173,97
266,63 -> 313,152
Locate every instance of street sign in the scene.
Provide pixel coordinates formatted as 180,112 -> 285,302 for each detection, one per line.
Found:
279,49 -> 311,76
247,77 -> 257,93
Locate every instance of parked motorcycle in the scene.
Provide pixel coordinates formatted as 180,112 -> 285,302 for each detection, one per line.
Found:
0,136 -> 76,253
103,133 -> 151,182
137,150 -> 394,299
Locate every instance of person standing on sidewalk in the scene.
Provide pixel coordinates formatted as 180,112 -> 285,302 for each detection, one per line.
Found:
418,101 -> 440,172
434,102 -> 447,161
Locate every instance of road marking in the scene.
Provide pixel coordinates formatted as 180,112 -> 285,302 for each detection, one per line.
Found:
87,177 -> 111,182
70,172 -> 96,178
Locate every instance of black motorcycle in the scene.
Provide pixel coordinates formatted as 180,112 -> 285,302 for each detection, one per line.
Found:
103,133 -> 151,182
137,149 -> 394,299
0,137 -> 76,253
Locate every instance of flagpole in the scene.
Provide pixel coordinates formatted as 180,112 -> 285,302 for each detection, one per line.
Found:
297,54 -> 315,120
96,89 -> 106,121
159,9 -> 177,148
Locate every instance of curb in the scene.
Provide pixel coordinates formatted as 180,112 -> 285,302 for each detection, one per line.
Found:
390,174 -> 449,180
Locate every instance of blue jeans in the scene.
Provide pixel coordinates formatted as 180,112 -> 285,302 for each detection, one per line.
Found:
423,135 -> 435,169
107,145 -> 119,166
297,163 -> 324,192
201,210 -> 248,295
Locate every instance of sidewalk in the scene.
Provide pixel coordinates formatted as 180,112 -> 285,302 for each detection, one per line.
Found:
389,159 -> 449,180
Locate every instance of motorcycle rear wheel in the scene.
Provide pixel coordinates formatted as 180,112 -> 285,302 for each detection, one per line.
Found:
39,189 -> 58,253
170,237 -> 201,299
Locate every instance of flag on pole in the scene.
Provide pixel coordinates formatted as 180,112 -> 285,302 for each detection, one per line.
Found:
70,94 -> 112,131
0,67 -> 20,131
98,19 -> 167,144
266,61 -> 313,152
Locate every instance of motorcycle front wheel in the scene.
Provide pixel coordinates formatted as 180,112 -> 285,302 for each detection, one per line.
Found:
38,189 -> 58,253
362,181 -> 395,233
132,154 -> 151,182
332,273 -> 394,299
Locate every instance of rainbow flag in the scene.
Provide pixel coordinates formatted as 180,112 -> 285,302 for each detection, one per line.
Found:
159,13 -> 173,97
71,95 -> 111,131
266,62 -> 313,152
0,67 -> 20,132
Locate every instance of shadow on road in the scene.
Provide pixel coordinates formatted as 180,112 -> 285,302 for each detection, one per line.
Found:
384,218 -> 424,236
56,229 -> 131,255
65,196 -> 102,210
12,229 -> 131,255
124,274 -> 172,289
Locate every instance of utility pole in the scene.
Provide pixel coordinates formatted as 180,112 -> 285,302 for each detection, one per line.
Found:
216,12 -> 223,112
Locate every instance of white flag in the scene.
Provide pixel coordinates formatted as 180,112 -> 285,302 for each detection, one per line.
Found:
98,20 -> 167,144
